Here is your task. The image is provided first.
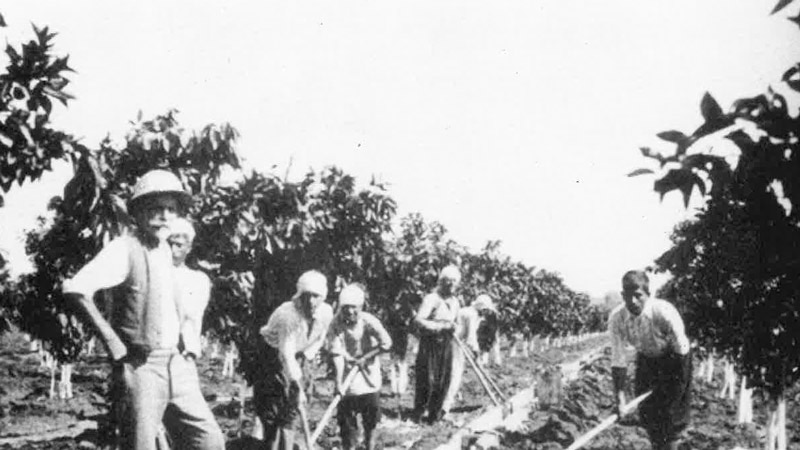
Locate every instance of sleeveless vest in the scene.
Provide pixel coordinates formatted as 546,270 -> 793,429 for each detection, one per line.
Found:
110,235 -> 174,354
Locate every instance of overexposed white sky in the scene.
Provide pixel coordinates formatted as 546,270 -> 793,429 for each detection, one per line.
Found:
0,1 -> 797,297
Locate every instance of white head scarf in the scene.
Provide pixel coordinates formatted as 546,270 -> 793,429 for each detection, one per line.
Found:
472,294 -> 496,312
439,265 -> 461,284
169,217 -> 196,241
293,270 -> 328,300
338,284 -> 366,308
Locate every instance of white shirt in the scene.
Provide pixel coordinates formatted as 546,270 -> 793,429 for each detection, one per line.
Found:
260,299 -> 334,382
327,312 -> 392,395
456,306 -> 481,352
175,266 -> 211,355
62,235 -> 181,349
608,298 -> 691,368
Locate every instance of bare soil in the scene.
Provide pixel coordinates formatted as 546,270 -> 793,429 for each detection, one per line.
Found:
0,331 -> 618,450
498,349 -> 800,450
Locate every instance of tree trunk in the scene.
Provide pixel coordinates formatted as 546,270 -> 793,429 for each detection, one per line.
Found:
765,394 -> 786,450
704,352 -> 715,384
737,376 -> 753,424
718,359 -> 736,399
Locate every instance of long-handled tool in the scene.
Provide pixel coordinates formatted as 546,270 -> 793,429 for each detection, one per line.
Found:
309,347 -> 385,444
309,365 -> 360,443
564,391 -> 652,450
298,402 -> 315,450
460,338 -> 509,404
453,335 -> 502,408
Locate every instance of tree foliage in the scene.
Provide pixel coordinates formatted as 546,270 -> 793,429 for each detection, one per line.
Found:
16,111 -> 240,362
0,20 -> 77,207
637,2 -> 800,397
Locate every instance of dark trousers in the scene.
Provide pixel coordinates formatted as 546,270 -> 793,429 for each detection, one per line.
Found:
635,351 -> 693,446
252,346 -> 300,450
413,334 -> 453,421
337,393 -> 380,449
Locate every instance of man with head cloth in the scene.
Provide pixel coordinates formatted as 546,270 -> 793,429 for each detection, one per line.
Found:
255,270 -> 334,450
442,293 -> 499,415
412,265 -> 462,423
327,284 -> 392,450
609,270 -> 692,450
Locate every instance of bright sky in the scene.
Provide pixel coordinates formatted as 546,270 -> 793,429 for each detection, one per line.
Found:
0,1 -> 797,297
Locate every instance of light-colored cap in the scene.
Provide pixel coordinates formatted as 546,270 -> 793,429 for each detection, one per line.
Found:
129,170 -> 191,210
338,285 -> 366,308
295,270 -> 328,298
472,294 -> 496,312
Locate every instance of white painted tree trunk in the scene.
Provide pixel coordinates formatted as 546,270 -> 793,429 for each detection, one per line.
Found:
251,416 -> 264,439
85,337 -> 96,356
508,340 -> 518,358
491,340 -> 503,366
718,359 -> 736,399
390,358 -> 410,395
210,342 -> 220,359
765,395 -> 786,450
704,352 -> 715,384
521,339 -> 530,358
737,376 -> 753,424
59,363 -> 74,399
222,347 -> 237,379
48,358 -> 57,399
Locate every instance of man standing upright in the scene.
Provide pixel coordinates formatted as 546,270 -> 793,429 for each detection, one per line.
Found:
255,270 -> 333,450
609,270 -> 692,450
64,170 -> 225,450
412,265 -> 462,424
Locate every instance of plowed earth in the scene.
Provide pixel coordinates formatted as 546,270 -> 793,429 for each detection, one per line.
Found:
498,350 -> 800,450
1,330 -> 604,450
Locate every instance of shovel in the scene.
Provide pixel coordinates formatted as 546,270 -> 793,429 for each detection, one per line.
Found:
564,391 -> 652,450
453,335 -> 508,414
309,347 -> 384,444
298,402 -> 314,450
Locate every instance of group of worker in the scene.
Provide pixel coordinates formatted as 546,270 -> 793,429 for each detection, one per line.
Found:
64,169 -> 695,450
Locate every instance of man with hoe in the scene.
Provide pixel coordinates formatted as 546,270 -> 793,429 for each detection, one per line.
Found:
255,270 -> 333,450
412,265 -> 462,424
64,170 -> 224,450
609,270 -> 693,450
327,284 -> 392,450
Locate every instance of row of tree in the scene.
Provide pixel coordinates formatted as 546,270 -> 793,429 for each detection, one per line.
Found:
0,17 -> 606,384
633,2 -> 800,448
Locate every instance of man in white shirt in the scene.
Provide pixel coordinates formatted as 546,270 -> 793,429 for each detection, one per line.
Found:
64,170 -> 224,450
609,270 -> 692,450
327,284 -> 392,450
255,270 -> 334,450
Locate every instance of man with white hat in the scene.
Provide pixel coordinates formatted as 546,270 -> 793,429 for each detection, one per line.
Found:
64,170 -> 224,450
255,270 -> 334,450
412,265 -> 462,424
326,284 -> 392,450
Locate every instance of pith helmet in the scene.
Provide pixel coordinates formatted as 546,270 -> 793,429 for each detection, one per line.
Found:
128,170 -> 192,212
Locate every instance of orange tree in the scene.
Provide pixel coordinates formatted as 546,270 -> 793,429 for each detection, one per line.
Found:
192,167 -> 397,383
0,18 -> 77,207
0,16 -> 81,334
634,0 -> 800,444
